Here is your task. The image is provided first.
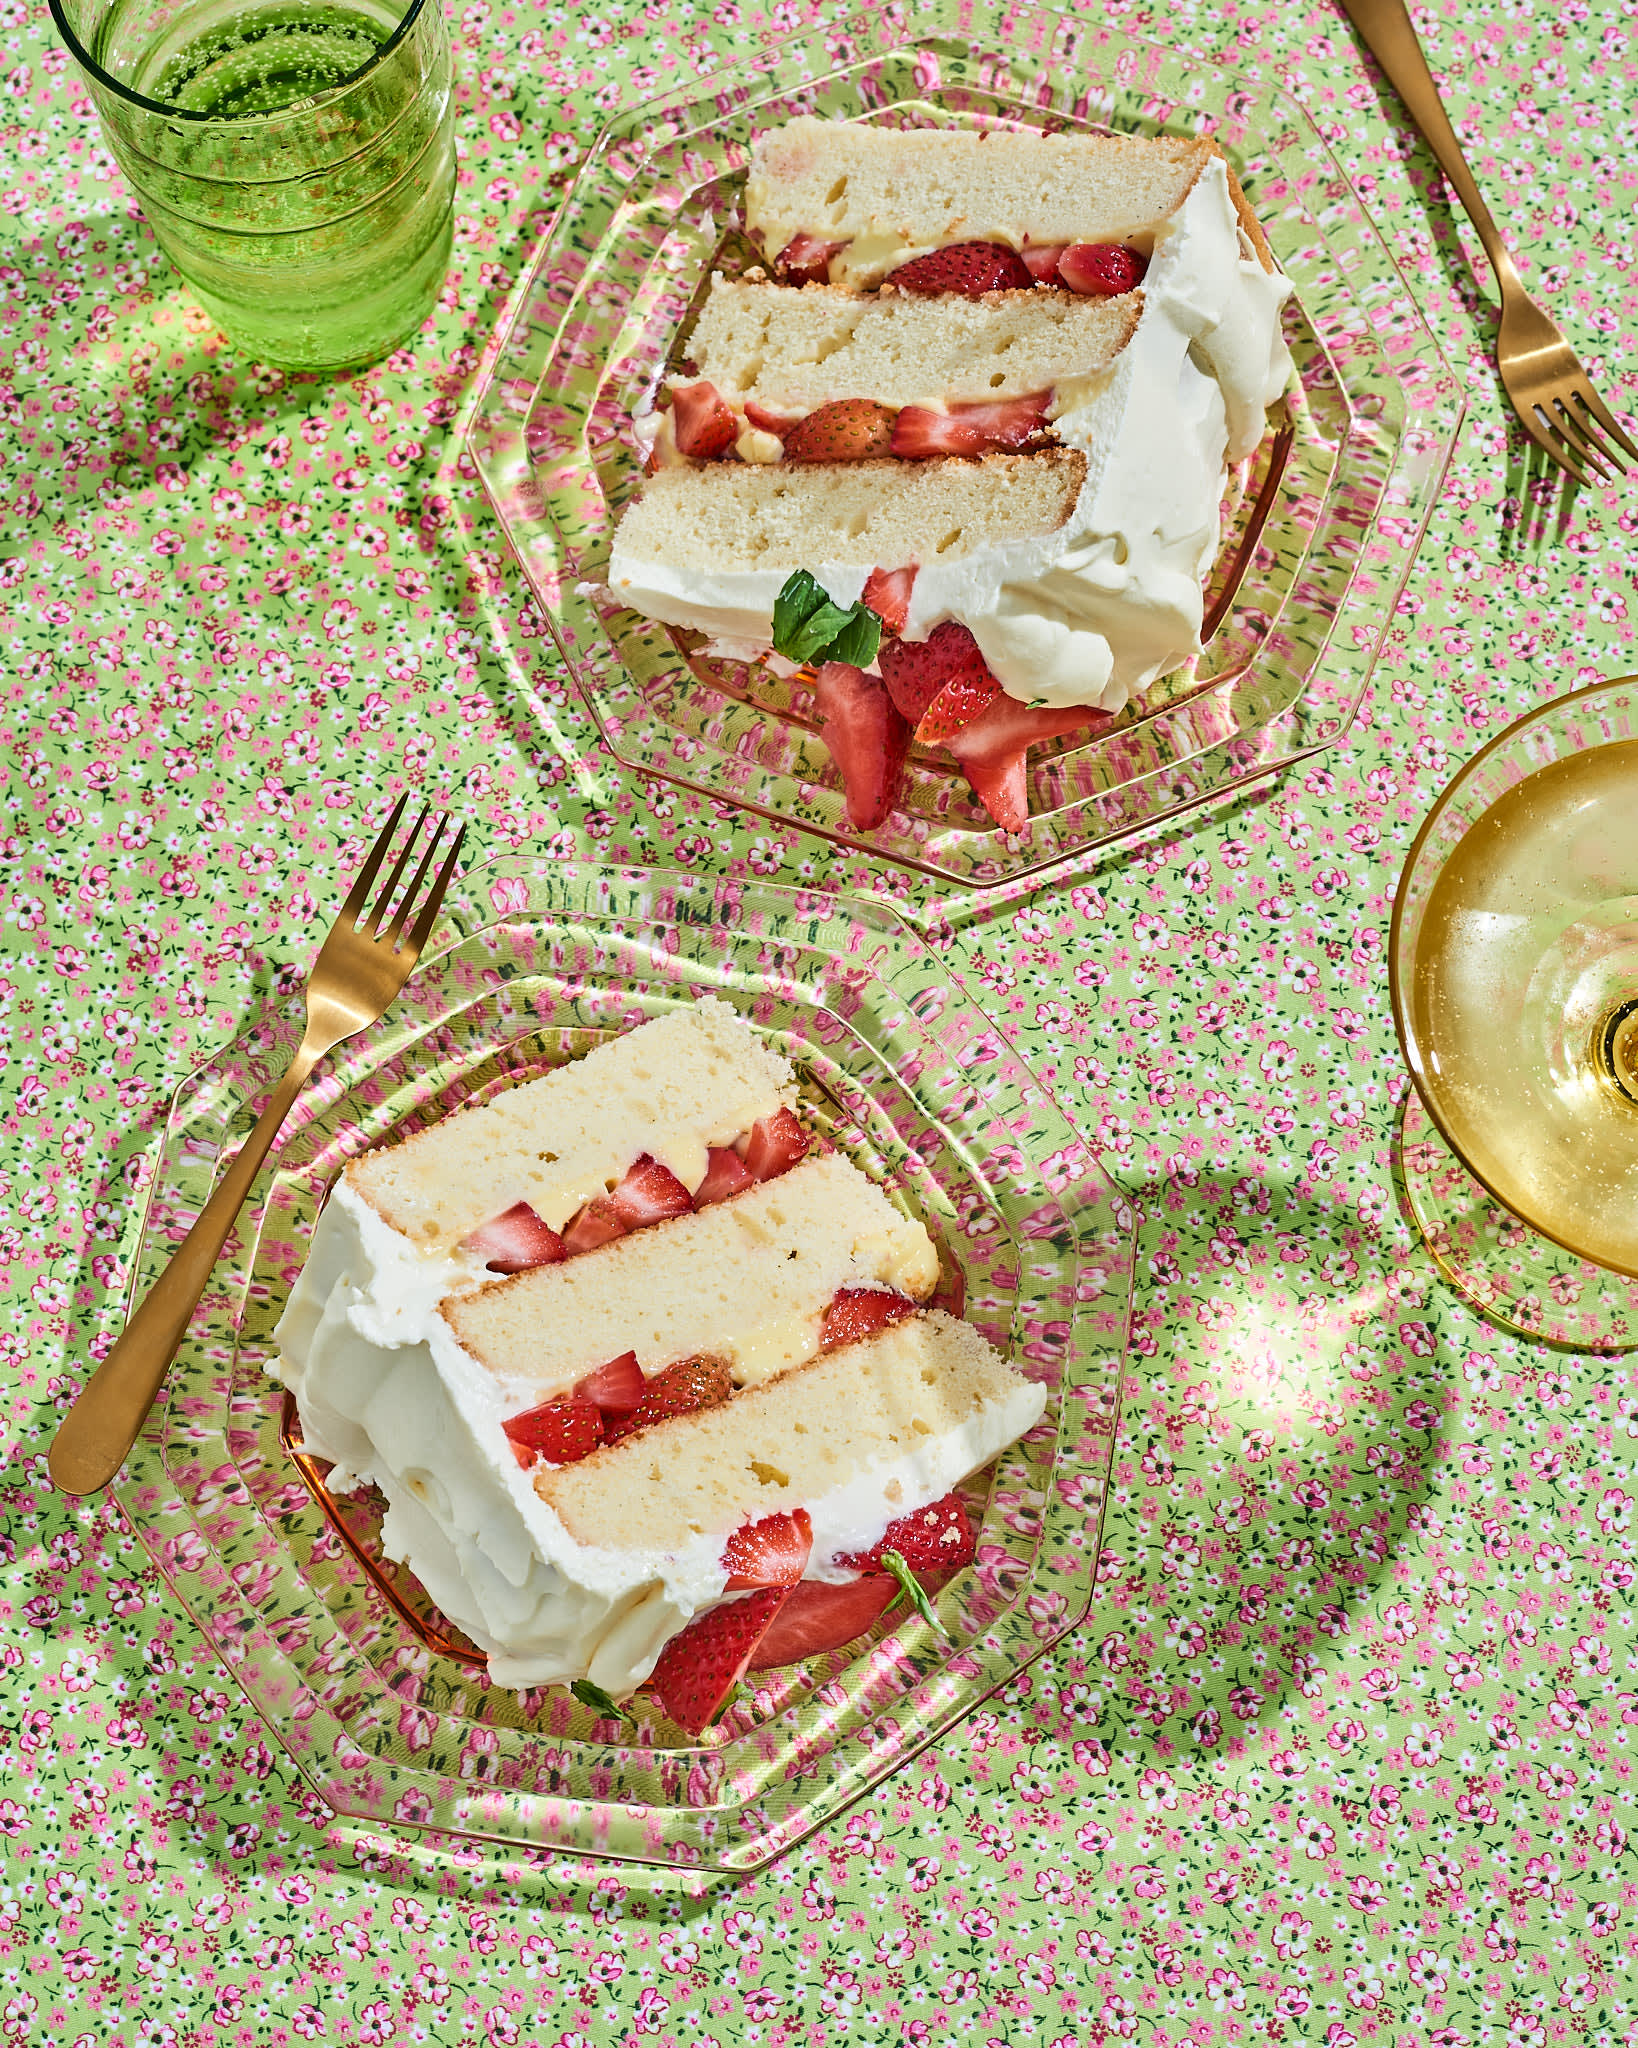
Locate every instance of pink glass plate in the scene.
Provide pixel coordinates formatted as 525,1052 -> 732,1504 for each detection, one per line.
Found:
467,0 -> 1463,887
114,860 -> 1135,1876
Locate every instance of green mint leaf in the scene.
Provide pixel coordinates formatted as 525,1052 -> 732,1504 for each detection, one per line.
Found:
878,1549 -> 946,1636
826,604 -> 882,670
571,1678 -> 634,1724
785,598 -> 856,665
771,569 -> 885,670
771,570 -> 829,658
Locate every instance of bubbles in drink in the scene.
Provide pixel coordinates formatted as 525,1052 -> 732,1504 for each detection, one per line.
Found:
151,6 -> 388,118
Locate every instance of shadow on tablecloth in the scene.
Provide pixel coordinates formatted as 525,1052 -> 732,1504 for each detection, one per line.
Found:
1076,1166 -> 1453,1763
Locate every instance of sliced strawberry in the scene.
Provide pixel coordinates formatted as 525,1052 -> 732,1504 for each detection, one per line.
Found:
861,564 -> 917,634
943,693 -> 1114,832
694,1145 -> 755,1207
670,380 -> 738,459
604,1353 -> 734,1445
723,1507 -> 813,1590
745,1575 -> 898,1673
741,1107 -> 810,1182
504,1396 -> 603,1468
820,1287 -> 919,1349
889,393 -> 1050,460
841,1492 -> 975,1574
1022,243 -> 1067,284
878,619 -> 995,726
743,398 -> 801,436
889,241 -> 1034,295
917,666 -> 1003,745
1057,243 -> 1147,296
774,232 -> 844,286
780,399 -> 898,464
562,1198 -> 628,1255
610,1155 -> 694,1230
461,1202 -> 567,1275
573,1349 -> 645,1419
649,1586 -> 792,1733
811,659 -> 911,832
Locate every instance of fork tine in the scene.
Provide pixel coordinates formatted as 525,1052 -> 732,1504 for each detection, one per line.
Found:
386,811 -> 450,947
404,824 -> 467,960
368,803 -> 432,935
1568,402 -> 1633,476
336,792 -> 410,927
1574,384 -> 1638,466
1522,406 -> 1588,489
1549,398 -> 1622,478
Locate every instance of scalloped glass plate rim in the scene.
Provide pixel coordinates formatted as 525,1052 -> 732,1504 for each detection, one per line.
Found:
110,857 -> 1136,1875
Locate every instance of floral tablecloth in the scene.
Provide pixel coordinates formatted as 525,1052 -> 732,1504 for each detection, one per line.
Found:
6,0 -> 1638,2041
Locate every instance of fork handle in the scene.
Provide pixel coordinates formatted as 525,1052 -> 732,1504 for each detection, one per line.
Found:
1335,0 -> 1520,291
49,1033 -> 323,1497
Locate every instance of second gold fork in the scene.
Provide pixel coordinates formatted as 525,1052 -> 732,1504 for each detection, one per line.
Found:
49,794 -> 466,1498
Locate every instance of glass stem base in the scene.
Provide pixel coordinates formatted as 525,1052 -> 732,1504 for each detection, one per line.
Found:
1396,1090 -> 1638,1353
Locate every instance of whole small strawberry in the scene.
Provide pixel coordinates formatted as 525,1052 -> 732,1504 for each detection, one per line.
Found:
889,241 -> 1035,296
779,399 -> 898,463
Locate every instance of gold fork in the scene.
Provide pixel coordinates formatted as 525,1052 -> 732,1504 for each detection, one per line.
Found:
1338,0 -> 1638,487
50,795 -> 466,1497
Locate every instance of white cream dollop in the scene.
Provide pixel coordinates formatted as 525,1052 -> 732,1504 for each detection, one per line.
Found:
609,158 -> 1293,716
273,1180 -> 1026,1694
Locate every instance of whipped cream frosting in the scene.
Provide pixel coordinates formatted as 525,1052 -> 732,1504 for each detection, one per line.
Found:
274,1179 -> 1032,1694
609,159 -> 1293,715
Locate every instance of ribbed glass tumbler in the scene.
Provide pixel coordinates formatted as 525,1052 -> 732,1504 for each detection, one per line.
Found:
50,0 -> 455,371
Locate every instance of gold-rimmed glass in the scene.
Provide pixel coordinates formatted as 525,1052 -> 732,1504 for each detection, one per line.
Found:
1391,674 -> 1638,1351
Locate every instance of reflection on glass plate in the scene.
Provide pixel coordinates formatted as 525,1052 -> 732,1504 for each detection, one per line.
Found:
116,861 -> 1134,1874
469,0 -> 1463,886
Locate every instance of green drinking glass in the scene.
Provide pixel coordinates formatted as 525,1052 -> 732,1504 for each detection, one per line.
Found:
50,0 -> 456,372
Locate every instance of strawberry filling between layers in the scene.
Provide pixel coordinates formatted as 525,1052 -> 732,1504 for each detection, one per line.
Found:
499,1284 -> 975,1731
771,234 -> 1148,298
459,1106 -> 810,1276
666,387 -> 1055,465
502,1284 -> 920,1471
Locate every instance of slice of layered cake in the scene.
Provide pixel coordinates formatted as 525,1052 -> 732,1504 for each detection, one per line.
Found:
273,999 -> 1045,1731
608,117 -> 1295,834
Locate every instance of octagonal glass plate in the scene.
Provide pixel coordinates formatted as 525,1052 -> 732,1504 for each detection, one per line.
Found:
115,860 -> 1135,1875
468,0 -> 1463,888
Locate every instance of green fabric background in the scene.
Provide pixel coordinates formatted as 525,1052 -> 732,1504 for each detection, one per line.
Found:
3,0 -> 1636,2042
